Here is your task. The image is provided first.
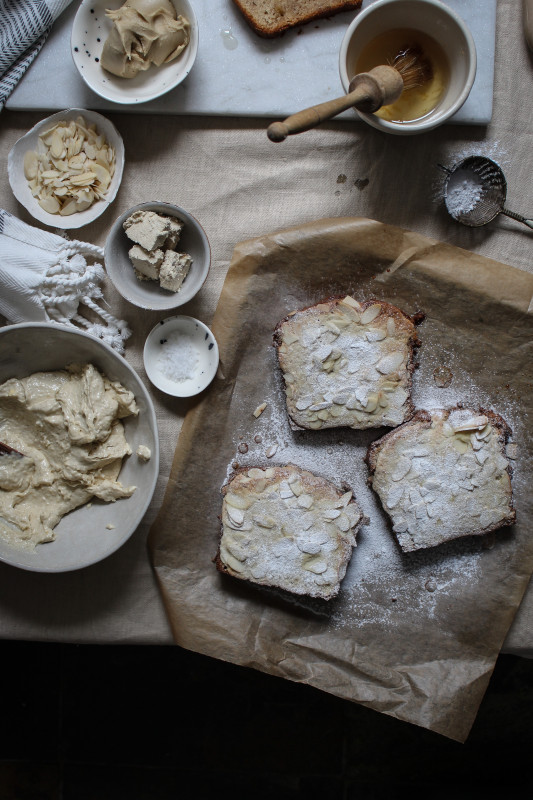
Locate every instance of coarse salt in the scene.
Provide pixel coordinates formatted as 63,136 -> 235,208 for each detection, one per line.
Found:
156,331 -> 199,383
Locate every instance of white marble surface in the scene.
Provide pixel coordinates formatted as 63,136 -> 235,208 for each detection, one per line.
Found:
7,0 -> 496,124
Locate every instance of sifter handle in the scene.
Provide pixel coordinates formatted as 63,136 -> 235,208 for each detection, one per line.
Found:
502,208 -> 533,230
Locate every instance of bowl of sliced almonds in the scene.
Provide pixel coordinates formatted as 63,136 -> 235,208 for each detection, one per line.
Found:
7,108 -> 124,229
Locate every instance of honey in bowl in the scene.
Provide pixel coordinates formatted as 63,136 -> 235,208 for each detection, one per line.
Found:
352,28 -> 449,122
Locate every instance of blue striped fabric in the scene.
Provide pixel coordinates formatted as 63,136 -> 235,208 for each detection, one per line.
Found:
0,0 -> 73,111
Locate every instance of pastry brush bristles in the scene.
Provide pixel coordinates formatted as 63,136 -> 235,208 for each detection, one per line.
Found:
389,44 -> 433,91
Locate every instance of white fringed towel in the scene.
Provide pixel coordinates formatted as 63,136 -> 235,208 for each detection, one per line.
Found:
0,208 -> 131,353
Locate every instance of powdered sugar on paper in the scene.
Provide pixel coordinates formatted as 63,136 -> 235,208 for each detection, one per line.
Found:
221,330 -> 520,630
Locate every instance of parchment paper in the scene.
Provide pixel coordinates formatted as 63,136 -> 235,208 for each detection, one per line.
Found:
148,217 -> 533,742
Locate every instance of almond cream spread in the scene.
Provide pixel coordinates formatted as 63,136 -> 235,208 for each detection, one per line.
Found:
101,0 -> 190,79
0,364 -> 138,551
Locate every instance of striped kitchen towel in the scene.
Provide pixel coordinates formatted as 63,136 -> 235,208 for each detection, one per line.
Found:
0,0 -> 73,111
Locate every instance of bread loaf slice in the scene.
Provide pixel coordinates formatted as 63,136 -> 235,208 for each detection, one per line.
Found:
216,464 -> 363,600
274,295 -> 421,431
232,0 -> 362,38
366,407 -> 516,552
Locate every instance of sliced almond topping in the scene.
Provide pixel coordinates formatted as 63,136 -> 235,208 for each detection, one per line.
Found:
225,493 -> 253,510
283,331 -> 299,345
451,415 -> 489,432
335,490 -> 353,508
376,351 -> 405,374
335,512 -> 351,532
297,494 -> 314,509
360,303 -> 381,324
295,396 -> 313,411
221,550 -> 245,573
391,458 -> 411,481
253,402 -> 267,418
247,468 -> 266,479
340,295 -> 362,311
303,556 -> 328,574
226,506 -> 244,527
252,515 -> 276,529
365,328 -> 386,342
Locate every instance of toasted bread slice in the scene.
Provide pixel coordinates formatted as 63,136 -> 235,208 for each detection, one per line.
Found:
216,464 -> 363,600
366,408 -> 516,552
232,0 -> 362,38
274,296 -> 421,431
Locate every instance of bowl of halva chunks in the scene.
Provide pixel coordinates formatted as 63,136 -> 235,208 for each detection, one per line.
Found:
104,201 -> 211,310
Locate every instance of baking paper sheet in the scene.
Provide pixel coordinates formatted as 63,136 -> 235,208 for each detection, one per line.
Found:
148,217 -> 533,742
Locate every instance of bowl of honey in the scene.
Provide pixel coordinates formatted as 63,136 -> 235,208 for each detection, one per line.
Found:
339,0 -> 477,135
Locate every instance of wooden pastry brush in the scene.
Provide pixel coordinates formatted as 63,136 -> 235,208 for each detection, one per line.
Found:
267,44 -> 433,142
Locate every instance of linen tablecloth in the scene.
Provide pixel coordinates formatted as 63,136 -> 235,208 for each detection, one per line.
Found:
0,0 -> 531,654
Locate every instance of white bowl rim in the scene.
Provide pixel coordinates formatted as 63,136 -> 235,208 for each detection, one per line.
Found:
70,0 -> 199,105
104,201 -> 211,310
7,107 -> 125,229
338,0 -> 477,134
0,321 -> 160,573
143,314 -> 220,397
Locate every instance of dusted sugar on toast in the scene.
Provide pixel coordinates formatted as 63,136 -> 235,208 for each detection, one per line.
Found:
232,0 -> 362,38
366,408 -> 516,553
274,296 -> 421,431
216,464 -> 363,600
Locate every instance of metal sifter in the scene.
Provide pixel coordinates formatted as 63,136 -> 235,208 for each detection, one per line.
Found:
440,156 -> 533,230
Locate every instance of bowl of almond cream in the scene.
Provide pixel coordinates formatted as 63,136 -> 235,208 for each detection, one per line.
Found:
71,0 -> 198,105
0,323 -> 159,572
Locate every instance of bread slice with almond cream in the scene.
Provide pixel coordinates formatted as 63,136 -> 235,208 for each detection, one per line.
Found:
366,407 -> 516,552
274,296 -> 421,431
216,464 -> 363,600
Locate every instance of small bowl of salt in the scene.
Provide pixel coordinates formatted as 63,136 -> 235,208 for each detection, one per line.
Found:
143,315 -> 219,397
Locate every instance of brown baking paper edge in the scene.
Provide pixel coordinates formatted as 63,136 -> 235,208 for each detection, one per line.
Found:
148,217 -> 533,743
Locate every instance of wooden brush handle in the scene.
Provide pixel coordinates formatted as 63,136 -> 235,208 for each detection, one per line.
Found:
267,65 -> 403,143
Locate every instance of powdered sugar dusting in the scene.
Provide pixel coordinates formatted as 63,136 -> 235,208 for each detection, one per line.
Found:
221,334 -> 516,629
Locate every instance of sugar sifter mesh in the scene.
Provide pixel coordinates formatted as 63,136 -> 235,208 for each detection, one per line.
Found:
439,156 -> 533,230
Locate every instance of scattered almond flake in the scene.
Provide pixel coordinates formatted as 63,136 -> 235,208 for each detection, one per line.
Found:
253,402 -> 267,418
265,444 -> 278,458
106,523 -> 116,530
24,115 -> 116,216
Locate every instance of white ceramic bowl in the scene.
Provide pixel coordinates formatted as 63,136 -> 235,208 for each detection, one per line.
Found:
105,201 -> 211,311
339,0 -> 477,135
7,108 -> 125,229
144,315 -> 219,397
71,0 -> 198,105
0,323 -> 159,573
